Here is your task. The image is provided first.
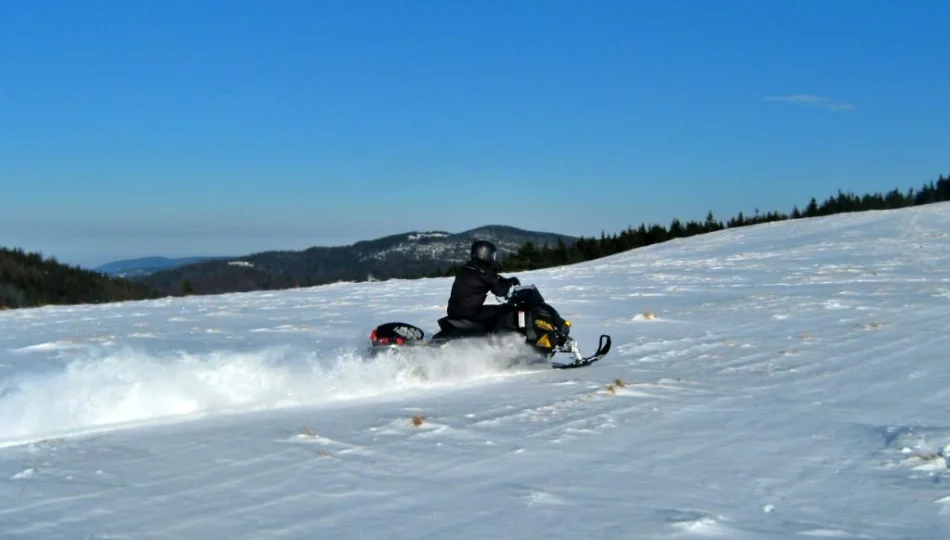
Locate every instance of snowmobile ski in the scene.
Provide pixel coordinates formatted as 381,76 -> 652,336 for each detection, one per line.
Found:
551,334 -> 611,369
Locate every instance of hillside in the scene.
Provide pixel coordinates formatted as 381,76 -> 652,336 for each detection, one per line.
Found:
2,203 -> 949,538
0,247 -> 160,309
136,225 -> 576,296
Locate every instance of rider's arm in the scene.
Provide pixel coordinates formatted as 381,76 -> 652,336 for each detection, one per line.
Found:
482,270 -> 514,297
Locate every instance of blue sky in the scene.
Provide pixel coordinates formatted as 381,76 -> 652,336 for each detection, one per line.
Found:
2,0 -> 947,268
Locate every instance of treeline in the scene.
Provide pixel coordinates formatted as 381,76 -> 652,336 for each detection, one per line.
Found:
139,245 -> 469,296
0,247 -> 161,309
425,173 -> 950,275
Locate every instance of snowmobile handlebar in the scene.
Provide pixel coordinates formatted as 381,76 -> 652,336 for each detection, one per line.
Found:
507,283 -> 528,296
495,283 -> 534,302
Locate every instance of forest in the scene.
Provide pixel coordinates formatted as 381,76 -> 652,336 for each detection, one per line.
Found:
0,247 -> 160,309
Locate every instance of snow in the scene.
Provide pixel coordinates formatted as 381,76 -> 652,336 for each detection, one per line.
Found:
361,238 -> 462,261
362,232 -> 527,262
3,203 -> 950,538
407,232 -> 451,241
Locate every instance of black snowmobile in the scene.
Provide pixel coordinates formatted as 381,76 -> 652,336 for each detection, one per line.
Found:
368,284 -> 611,369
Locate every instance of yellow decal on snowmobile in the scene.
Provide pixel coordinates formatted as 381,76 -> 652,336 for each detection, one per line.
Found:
537,334 -> 552,348
535,319 -> 554,331
564,320 -> 571,327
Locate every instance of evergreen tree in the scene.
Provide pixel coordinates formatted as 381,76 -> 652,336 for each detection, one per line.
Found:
0,247 -> 160,309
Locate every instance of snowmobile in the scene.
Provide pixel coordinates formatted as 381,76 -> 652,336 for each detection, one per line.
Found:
368,284 -> 611,369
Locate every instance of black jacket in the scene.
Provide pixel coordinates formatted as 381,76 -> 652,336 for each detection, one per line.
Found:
446,260 -> 516,318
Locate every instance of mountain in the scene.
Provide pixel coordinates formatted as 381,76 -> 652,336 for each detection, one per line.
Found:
96,256 -> 233,278
136,225 -> 576,296
0,247 -> 161,309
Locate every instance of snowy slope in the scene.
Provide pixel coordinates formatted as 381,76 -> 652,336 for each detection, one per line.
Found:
2,204 -> 950,539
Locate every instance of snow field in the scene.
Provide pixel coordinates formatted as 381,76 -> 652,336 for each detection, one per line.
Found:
2,203 -> 950,538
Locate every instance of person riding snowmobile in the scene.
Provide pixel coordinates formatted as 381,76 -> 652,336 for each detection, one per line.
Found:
446,240 -> 520,328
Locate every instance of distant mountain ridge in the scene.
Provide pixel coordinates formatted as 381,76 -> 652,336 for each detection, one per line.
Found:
135,225 -> 576,296
97,256 -> 233,278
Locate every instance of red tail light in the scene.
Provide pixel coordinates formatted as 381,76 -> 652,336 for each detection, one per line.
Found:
371,329 -> 390,343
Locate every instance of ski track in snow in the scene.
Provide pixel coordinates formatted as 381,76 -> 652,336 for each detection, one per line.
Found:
2,204 -> 950,538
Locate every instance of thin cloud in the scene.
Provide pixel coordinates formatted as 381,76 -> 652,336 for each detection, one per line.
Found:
763,94 -> 855,111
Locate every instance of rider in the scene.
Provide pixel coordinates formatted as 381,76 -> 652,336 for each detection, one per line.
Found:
446,240 -> 520,328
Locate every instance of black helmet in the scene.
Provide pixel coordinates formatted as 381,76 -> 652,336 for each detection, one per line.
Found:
470,240 -> 497,264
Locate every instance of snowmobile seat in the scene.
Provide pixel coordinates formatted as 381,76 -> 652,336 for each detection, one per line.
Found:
437,316 -> 492,333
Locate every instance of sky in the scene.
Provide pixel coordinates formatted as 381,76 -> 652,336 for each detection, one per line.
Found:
1,0 -> 947,268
